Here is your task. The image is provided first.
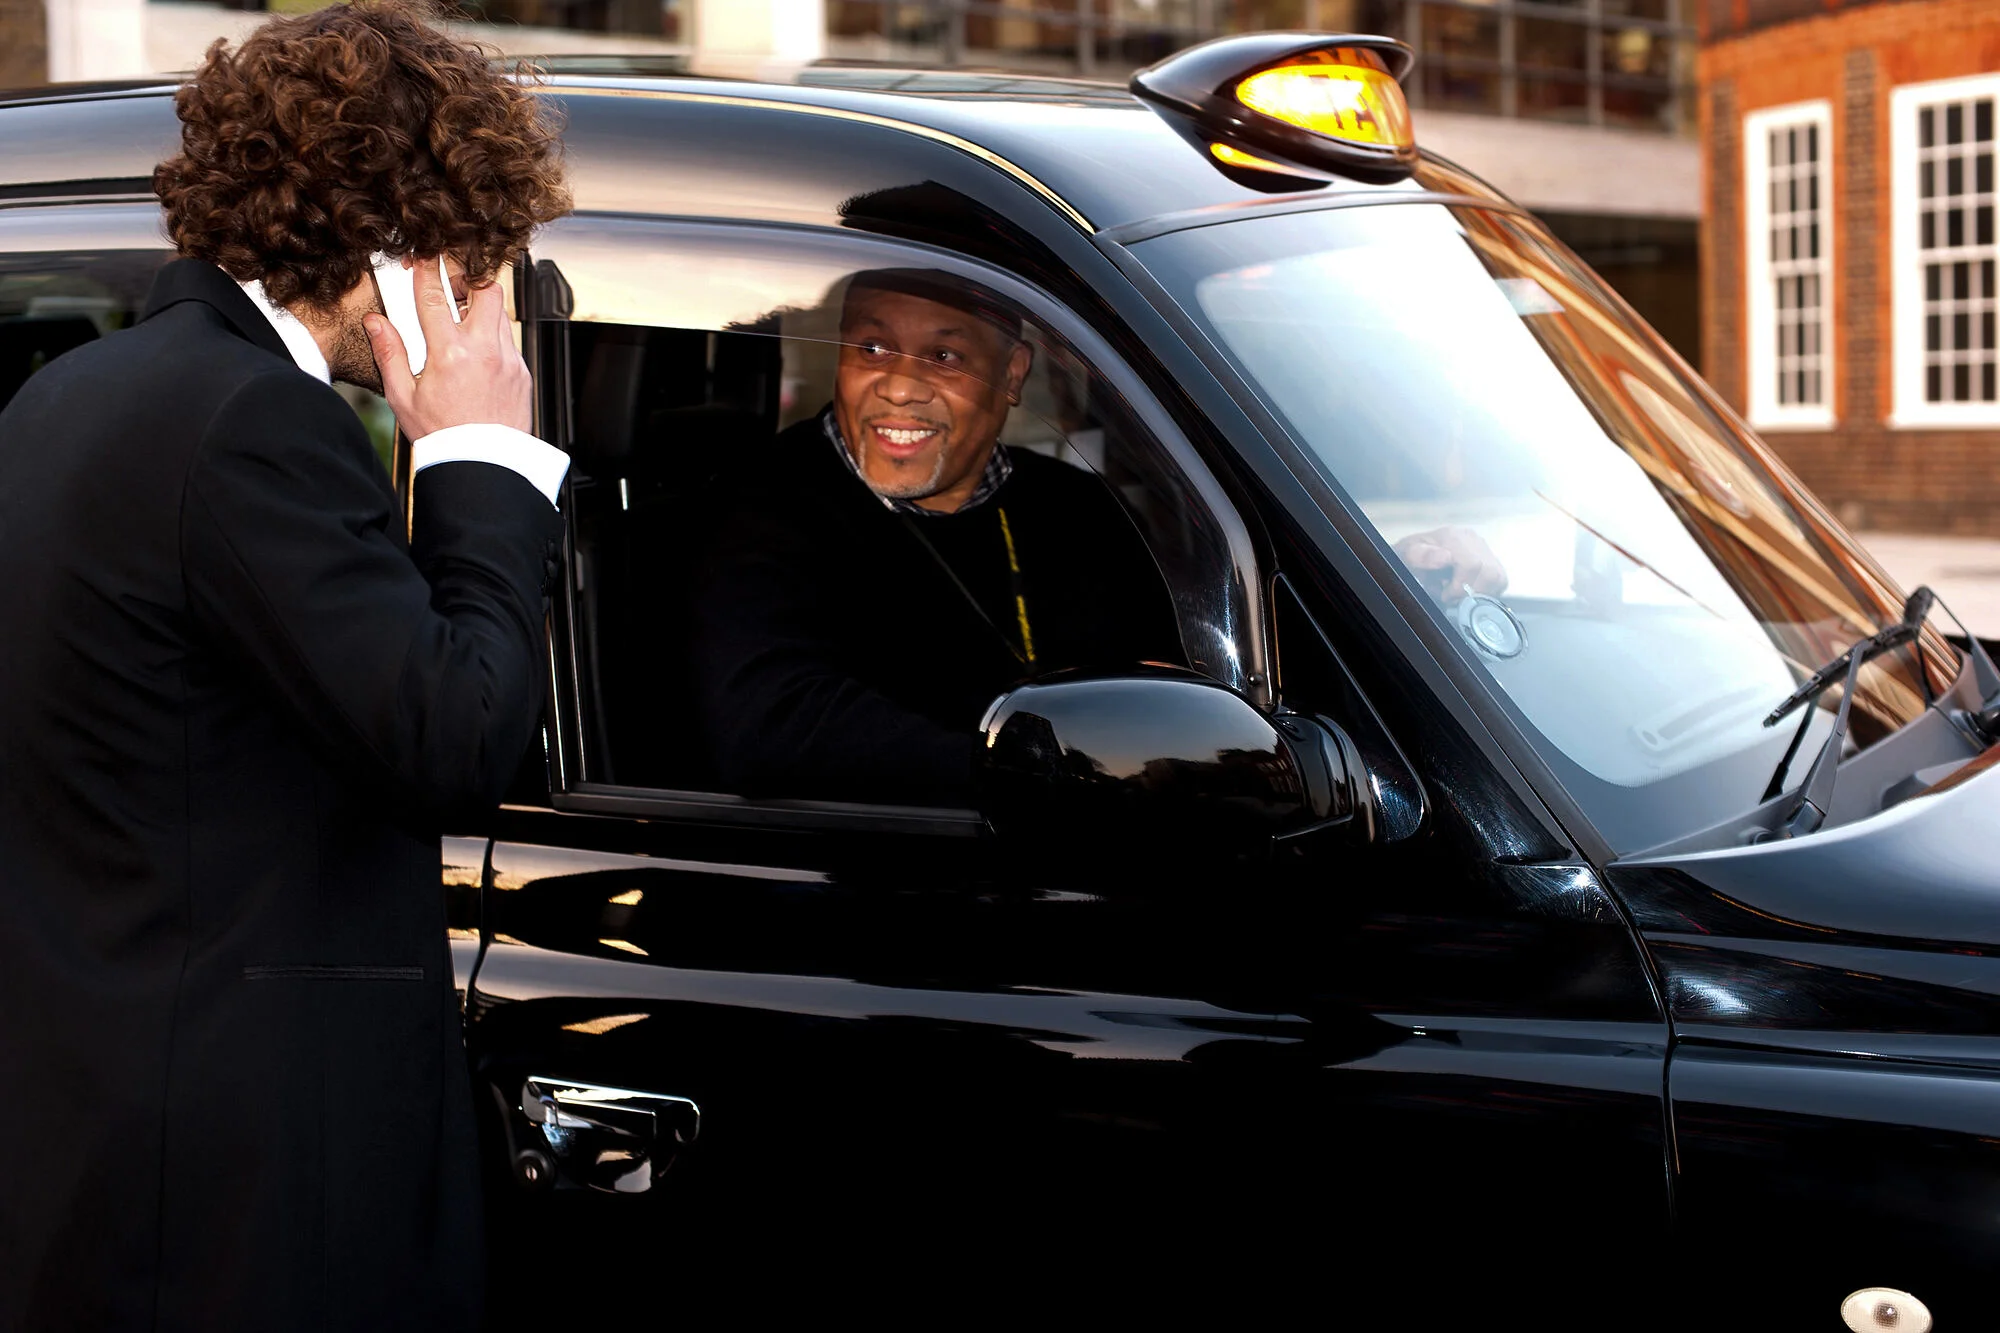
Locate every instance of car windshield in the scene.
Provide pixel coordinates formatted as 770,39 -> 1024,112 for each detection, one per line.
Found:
1135,201 -> 1956,853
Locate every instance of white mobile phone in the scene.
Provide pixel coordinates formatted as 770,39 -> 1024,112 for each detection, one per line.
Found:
368,253 -> 459,376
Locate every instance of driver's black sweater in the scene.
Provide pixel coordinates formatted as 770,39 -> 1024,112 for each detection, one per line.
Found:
689,414 -> 1182,805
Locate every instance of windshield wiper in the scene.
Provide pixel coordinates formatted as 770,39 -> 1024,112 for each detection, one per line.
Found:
1759,586 -> 2000,839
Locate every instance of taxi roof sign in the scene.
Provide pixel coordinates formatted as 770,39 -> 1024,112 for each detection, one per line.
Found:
1131,33 -> 1418,185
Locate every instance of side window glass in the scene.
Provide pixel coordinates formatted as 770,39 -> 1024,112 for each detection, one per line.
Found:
541,237 -> 1238,807
0,251 -> 167,411
0,247 -> 399,476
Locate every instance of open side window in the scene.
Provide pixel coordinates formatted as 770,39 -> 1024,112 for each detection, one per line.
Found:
521,217 -> 1266,820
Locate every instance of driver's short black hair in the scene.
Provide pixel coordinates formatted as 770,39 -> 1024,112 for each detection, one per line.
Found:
841,268 -> 1026,345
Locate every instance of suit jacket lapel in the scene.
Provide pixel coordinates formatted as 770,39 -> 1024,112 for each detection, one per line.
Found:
141,259 -> 293,363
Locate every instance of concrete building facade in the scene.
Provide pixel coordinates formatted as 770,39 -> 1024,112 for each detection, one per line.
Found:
1703,0 -> 2000,533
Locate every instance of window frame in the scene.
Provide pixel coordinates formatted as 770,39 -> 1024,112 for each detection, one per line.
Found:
1890,70 -> 2000,429
1743,99 -> 1836,431
522,215 -> 1271,830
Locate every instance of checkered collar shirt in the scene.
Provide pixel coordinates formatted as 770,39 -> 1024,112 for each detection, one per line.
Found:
823,409 -> 1011,517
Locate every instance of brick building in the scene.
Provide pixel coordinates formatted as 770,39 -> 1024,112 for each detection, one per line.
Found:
1703,0 -> 2000,533
0,0 -> 47,88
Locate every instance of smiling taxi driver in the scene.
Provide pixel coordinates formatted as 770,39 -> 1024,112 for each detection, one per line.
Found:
689,268 -> 1501,806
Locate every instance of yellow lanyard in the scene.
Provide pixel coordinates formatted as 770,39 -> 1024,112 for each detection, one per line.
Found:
997,506 -> 1036,668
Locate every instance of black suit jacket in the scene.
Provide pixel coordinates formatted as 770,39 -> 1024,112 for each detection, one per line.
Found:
0,260 -> 560,1330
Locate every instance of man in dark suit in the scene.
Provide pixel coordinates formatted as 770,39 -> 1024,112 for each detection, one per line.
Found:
0,3 -> 570,1328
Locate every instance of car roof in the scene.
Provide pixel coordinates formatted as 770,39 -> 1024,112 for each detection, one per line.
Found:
0,67 -> 1510,237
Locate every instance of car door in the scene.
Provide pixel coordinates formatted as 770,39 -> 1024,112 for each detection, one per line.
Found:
467,214 -> 1674,1320
1607,831 -> 2000,1327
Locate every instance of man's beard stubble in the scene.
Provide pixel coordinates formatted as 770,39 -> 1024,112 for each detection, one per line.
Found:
854,419 -> 950,502
327,315 -> 384,394
325,273 -> 394,394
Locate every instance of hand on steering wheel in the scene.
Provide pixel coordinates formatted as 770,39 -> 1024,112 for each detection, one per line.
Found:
1393,526 -> 1508,605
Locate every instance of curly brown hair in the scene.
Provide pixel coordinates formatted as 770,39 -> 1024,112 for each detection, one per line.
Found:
153,0 -> 570,311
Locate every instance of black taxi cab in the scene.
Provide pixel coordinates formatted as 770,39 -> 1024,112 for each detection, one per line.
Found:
4,34 -> 1998,1329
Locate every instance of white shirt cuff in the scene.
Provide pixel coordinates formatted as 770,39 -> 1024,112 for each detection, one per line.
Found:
411,425 -> 570,508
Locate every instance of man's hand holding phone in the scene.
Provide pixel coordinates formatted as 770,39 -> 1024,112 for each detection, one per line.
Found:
364,256 -> 533,438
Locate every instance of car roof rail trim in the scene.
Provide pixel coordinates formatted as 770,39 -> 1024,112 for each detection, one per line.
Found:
1099,189 -> 1526,246
0,178 -> 155,204
0,83 -> 177,108
539,83 -> 1095,235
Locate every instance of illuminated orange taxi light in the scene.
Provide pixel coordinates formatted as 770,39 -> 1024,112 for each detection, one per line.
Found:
1234,59 -> 1413,150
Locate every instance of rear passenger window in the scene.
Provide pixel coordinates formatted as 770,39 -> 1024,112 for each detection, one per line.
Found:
0,247 -> 397,475
531,223 -> 1256,804
0,251 -> 166,410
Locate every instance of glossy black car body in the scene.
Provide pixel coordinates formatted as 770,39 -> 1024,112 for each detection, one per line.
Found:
5,48 -> 1998,1327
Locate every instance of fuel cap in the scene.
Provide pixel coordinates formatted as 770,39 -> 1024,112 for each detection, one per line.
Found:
1455,592 -> 1525,660
1841,1288 -> 1931,1333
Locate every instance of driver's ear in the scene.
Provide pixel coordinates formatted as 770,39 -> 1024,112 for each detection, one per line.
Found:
1004,340 -> 1033,404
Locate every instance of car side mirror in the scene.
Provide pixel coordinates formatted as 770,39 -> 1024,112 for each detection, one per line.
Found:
975,667 -> 1375,852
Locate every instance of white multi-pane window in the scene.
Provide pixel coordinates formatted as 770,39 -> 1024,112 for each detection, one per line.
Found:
1745,101 -> 1834,428
1891,73 -> 2000,426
